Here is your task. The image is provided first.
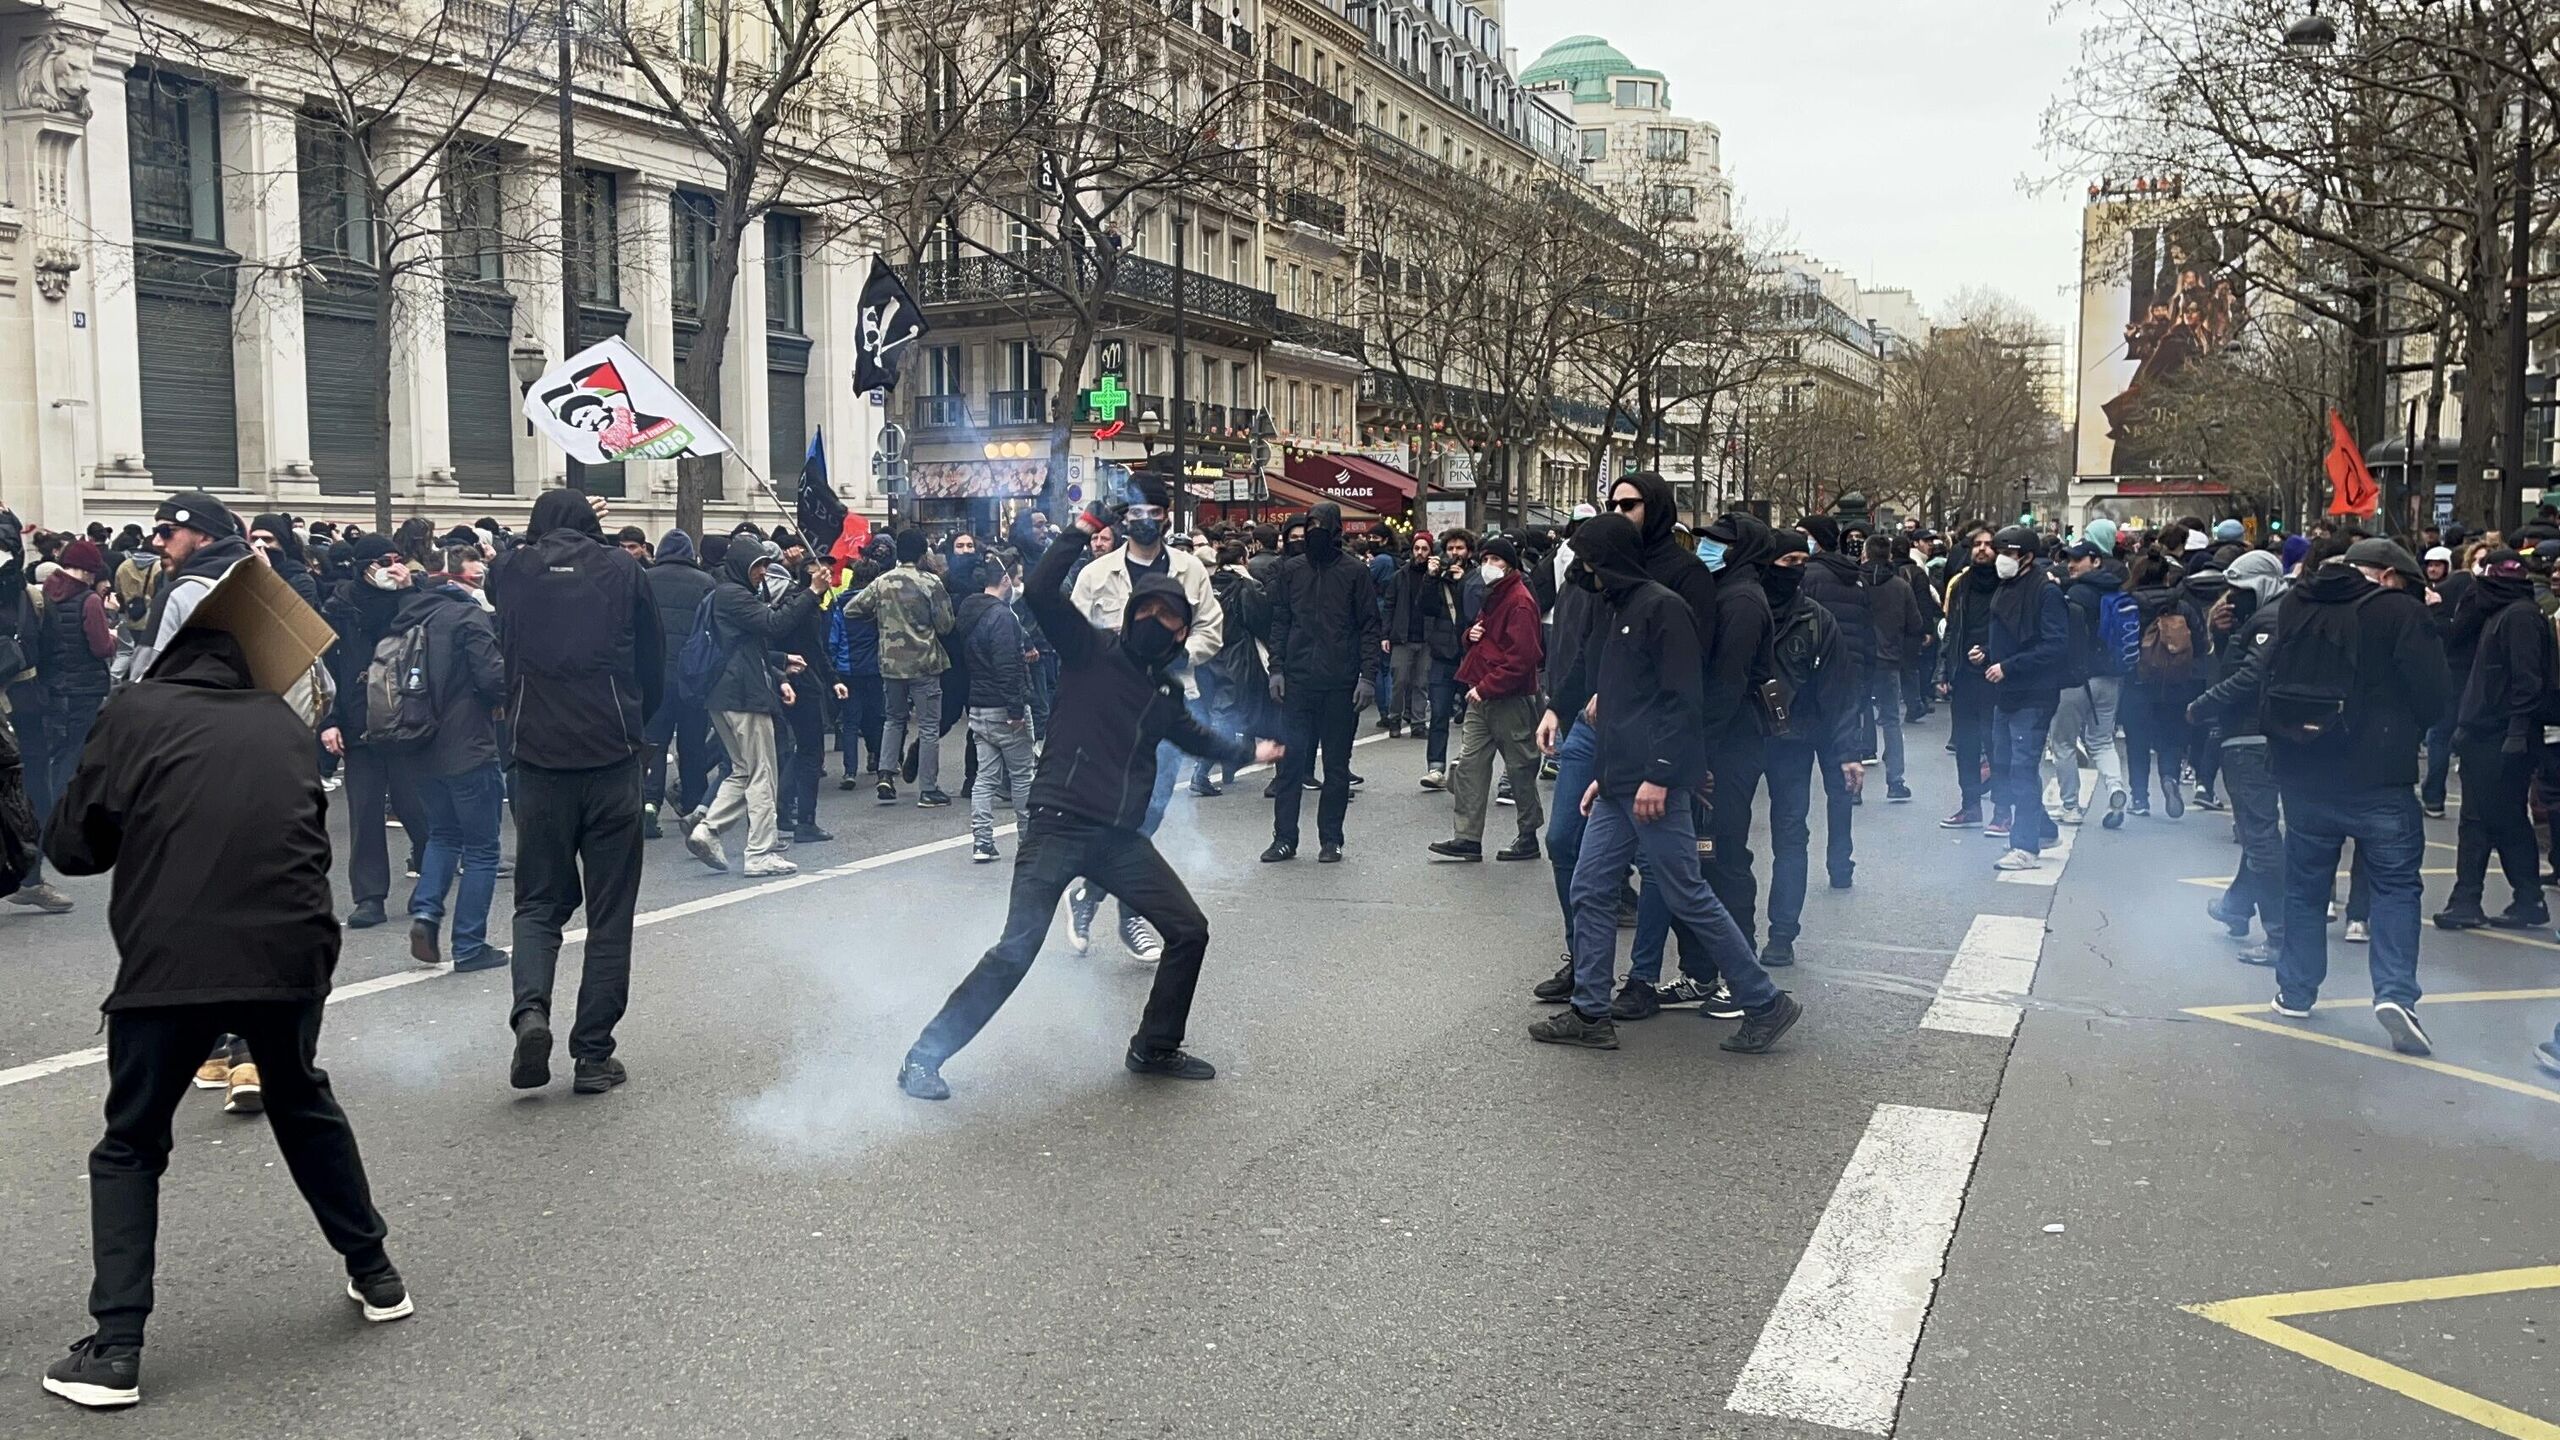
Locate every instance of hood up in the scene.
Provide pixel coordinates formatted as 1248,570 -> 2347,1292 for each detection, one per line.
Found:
528,488 -> 604,540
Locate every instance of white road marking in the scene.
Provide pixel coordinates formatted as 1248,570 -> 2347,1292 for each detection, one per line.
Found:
1725,1103 -> 1990,1436
0,733 -> 1390,1094
1994,805 -> 2077,888
1920,914 -> 2047,1039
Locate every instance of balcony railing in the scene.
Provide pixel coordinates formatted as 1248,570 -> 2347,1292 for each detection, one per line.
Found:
1195,5 -> 1223,41
915,252 -> 1277,333
1264,63 -> 1354,132
1199,403 -> 1231,435
1228,21 -> 1253,56
916,394 -> 969,428
1164,0 -> 1192,21
1274,309 -> 1363,360
1282,188 -> 1348,234
989,390 -> 1047,424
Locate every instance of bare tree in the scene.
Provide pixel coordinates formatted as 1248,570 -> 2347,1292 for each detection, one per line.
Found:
1871,292 -> 2060,525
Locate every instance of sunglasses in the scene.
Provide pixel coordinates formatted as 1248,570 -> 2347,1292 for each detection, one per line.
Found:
1609,498 -> 1643,513
151,525 -> 177,541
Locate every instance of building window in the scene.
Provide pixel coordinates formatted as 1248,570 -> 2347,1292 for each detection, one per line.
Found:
670,190 -> 718,319
1330,386 -> 1344,437
1650,184 -> 1696,219
1232,362 -> 1250,416
1231,235 -> 1248,283
1286,380 -> 1302,432
1265,256 -> 1279,294
1287,263 -> 1302,309
1004,340 -> 1044,393
926,344 -> 963,395
442,143 -> 504,282
921,212 -> 959,265
296,114 -> 373,263
922,46 -> 962,120
765,214 -> 805,331
681,0 -> 708,62
1136,345 -> 1159,395
1289,37 -> 1304,75
570,169 -> 619,305
1646,127 -> 1689,162
127,69 -> 221,244
1579,129 -> 1605,161
1615,79 -> 1657,108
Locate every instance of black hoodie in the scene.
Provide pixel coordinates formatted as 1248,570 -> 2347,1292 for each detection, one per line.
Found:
703,541 -> 819,716
1569,514 -> 1707,796
1696,512 -> 1777,753
48,630 -> 340,1009
1267,503 -> 1382,690
958,585 -> 1030,717
2454,574 -> 2548,747
1623,472 -> 1719,675
390,580 -> 506,778
1799,548 -> 1874,688
2267,564 -> 2449,786
488,489 -> 665,769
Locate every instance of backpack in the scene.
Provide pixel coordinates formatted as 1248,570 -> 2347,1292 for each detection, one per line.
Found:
2094,589 -> 2141,676
674,592 -> 727,705
2137,608 -> 2197,684
2058,591 -> 2094,690
360,621 -> 438,749
2260,590 -> 2375,746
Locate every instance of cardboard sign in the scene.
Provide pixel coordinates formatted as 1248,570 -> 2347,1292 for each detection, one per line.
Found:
180,557 -> 340,719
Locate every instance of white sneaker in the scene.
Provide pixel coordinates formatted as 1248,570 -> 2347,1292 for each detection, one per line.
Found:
685,824 -> 729,874
2343,920 -> 2369,943
1993,848 -> 2041,872
742,855 -> 800,878
2058,807 -> 2086,827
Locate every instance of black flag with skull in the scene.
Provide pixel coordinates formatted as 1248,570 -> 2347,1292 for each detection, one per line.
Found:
854,258 -> 928,394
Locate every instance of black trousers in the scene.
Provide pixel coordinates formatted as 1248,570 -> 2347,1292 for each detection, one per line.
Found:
509,758 -> 644,1061
2122,689 -> 2190,806
780,691 -> 826,827
1273,685 -> 1357,848
642,692 -> 718,816
2451,741 -> 2542,913
88,1000 -> 390,1347
344,742 -> 426,907
1702,744 -> 1765,945
911,808 -> 1210,1067
2221,742 -> 2286,942
1949,676 -> 1992,807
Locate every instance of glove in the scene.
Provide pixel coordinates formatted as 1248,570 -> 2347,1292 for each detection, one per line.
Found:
1353,677 -> 1374,713
1079,496 -> 1127,535
1268,672 -> 1287,702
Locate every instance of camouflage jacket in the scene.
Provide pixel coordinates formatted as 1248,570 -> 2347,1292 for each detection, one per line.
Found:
844,562 -> 954,679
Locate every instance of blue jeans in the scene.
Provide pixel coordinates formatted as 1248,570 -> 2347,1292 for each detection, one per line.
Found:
2277,783 -> 2426,1009
1870,669 -> 1905,786
1569,790 -> 1779,1018
1993,703 -> 2057,856
1546,719 -> 1598,926
411,761 -> 505,958
1426,658 -> 1462,767
1764,737 -> 1854,941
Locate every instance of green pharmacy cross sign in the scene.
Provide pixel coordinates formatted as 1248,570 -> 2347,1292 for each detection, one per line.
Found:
1087,375 -> 1130,438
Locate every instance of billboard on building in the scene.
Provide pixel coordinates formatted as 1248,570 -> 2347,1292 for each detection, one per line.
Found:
2074,187 -> 2250,480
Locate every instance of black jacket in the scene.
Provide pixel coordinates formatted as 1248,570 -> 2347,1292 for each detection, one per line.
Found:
1024,519 -> 1251,829
958,589 -> 1030,717
704,544 -> 820,716
1696,514 -> 1776,755
320,576 -> 407,737
2128,585 -> 2212,699
1625,471 -> 1719,679
1572,516 -> 1707,796
2193,591 -> 2283,740
488,489 -> 665,770
1799,550 -> 1874,687
643,556 -> 718,693
1267,530 -> 1382,690
2454,578 -> 2548,747
1770,592 -> 1862,757
2268,566 -> 2450,787
46,631 -> 339,1010
2060,566 -> 2125,686
38,584 -> 113,705
1940,563 -> 1998,687
391,581 -> 505,778
1864,563 -> 1927,669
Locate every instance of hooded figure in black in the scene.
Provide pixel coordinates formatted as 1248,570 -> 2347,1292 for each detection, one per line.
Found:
1264,500 -> 1381,861
1759,530 -> 1866,958
319,534 -> 427,927
2437,550 -> 2550,928
42,627 -> 406,1398
899,497 -> 1271,1102
1693,510 -> 1779,941
640,528 -> 719,830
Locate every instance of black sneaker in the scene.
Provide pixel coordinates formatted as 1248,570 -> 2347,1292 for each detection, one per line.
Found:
346,1267 -> 414,1322
1610,980 -> 1662,1022
642,806 -> 664,840
1496,778 -> 1517,806
2373,1002 -> 2430,1057
792,824 -> 835,844
1531,957 -> 1575,1003
1526,1008 -> 1619,1049
917,789 -> 952,808
1720,993 -> 1803,1053
1264,778 -> 1286,799
1068,881 -> 1101,953
453,945 -> 509,974
346,900 -> 387,929
2433,904 -> 2489,931
2128,799 -> 2150,817
572,1057 -> 627,1094
838,776 -> 861,791
42,1336 -> 140,1409
1702,981 -> 1746,1020
1653,976 -> 1712,1008
2192,790 -> 2226,812
1190,777 -> 1224,797
902,741 -> 921,784
971,839 -> 999,864
1887,782 -> 1912,803
1428,838 -> 1483,861
1260,841 -> 1297,863
1126,1046 -> 1216,1079
2488,906 -> 2552,930
1317,844 -> 1343,863
409,917 -> 442,967
509,1012 -> 552,1090
897,1060 -> 950,1100
1121,913 -> 1165,963
876,777 -> 898,805
1496,836 -> 1541,862
2163,787 -> 2186,819
1760,935 -> 1796,967
2207,898 -> 2252,939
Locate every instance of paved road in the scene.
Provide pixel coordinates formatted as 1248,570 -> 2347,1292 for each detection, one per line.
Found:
1,717 -> 2553,1437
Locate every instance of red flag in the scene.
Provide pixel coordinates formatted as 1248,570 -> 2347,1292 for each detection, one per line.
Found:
2325,409 -> 2379,516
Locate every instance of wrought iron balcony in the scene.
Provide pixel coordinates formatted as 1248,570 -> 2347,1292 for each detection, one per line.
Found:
916,394 -> 969,429
1282,188 -> 1348,235
1264,63 -> 1354,132
988,390 -> 1048,425
1228,21 -> 1253,56
915,252 -> 1277,334
1274,309 -> 1363,360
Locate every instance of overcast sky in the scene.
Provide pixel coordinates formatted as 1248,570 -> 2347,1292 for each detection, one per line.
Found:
1506,0 -> 2089,337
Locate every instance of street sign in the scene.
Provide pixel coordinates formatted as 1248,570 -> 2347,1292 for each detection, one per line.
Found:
877,422 -> 906,461
867,388 -> 886,407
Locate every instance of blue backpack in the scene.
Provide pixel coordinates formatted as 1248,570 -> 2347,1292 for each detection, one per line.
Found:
2095,589 -> 2142,676
674,593 -> 727,704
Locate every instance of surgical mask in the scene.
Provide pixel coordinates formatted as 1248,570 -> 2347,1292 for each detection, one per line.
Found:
365,567 -> 403,591
1697,538 -> 1729,572
1479,562 -> 1503,585
1124,517 -> 1164,547
1995,555 -> 2023,580
1124,618 -> 1181,666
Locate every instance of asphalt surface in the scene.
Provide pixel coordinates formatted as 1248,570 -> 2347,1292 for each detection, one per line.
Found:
2,715 -> 2552,1436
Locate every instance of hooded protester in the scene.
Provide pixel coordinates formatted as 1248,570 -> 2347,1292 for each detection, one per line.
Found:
1689,510 -> 1778,942
248,514 -> 321,609
684,537 -> 827,877
1981,525 -> 2072,869
1860,533 -> 1927,799
771,552 -> 845,845
388,568 -> 509,973
2050,540 -> 2133,829
897,496 -> 1276,1102
1526,514 -> 1801,1056
1937,526 -> 2002,827
1896,529 -> 1944,719
1264,500 -> 1380,863
2190,548 -> 2292,962
2122,550 -> 2211,818
487,487 -> 667,1097
2421,548 -> 2481,815
41,626 -> 408,1411
640,529 -> 718,835
1757,529 -> 1867,965
2435,549 -> 2550,931
958,553 -> 1033,863
319,535 -> 426,930
1796,515 -> 1875,715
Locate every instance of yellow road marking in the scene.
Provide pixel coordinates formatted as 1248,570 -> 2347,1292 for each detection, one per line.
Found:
2187,1266 -> 2560,1439
2179,869 -> 2457,888
2184,990 -> 2560,1109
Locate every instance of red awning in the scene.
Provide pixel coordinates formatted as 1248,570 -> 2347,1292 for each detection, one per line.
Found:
1199,474 -> 1384,529
1283,451 -> 1423,513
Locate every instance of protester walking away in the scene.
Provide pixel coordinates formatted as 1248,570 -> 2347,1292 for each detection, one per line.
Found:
1692,511 -> 1778,941
773,554 -> 844,844
42,620 -> 408,1411
2261,535 -> 2450,1056
960,553 -> 1036,863
1525,514 -> 1801,1055
387,560 -> 509,972
828,558 -> 890,782
1429,536 -> 1545,863
1938,527 -> 1999,828
1200,541 -> 1272,791
1265,501 -> 1379,864
2049,540 -> 2134,828
1064,472 -> 1224,957
2421,545 -> 2477,816
897,498 -> 1279,1101
2433,549 -> 2551,931
1796,515 -> 1874,760
639,529 -> 717,838
848,529 -> 954,806
320,537 -> 427,929
1861,533 -> 1926,800
2189,548 -> 2289,964
488,489 -> 665,1096
1980,527 -> 2071,870
2122,550 -> 2208,818
687,541 -> 827,877
2178,540 -> 2235,808
1757,531 -> 1867,964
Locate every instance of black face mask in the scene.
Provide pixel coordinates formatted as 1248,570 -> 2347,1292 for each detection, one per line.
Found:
1124,617 -> 1182,667
1305,527 -> 1341,562
1763,565 -> 1804,607
1570,562 -> 1602,593
1124,518 -> 1164,547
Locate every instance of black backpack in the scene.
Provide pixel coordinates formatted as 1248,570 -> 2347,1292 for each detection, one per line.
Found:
2260,589 -> 2375,747
360,620 -> 439,749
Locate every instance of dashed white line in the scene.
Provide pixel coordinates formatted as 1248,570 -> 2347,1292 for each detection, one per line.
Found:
1725,1103 -> 1990,1436
1921,914 -> 2048,1039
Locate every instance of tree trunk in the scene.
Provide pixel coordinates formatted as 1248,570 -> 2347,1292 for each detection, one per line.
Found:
372,270 -> 397,534
678,205 -> 748,538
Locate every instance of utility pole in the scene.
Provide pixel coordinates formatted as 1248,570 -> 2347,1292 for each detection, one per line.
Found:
1171,198 -> 1189,527
2500,89 -> 2535,526
557,1 -> 579,491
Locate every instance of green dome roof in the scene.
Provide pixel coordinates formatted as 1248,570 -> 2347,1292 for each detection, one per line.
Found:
1518,34 -> 1667,106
